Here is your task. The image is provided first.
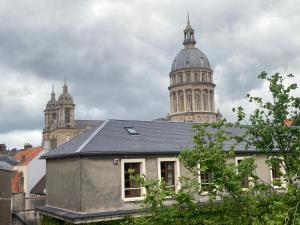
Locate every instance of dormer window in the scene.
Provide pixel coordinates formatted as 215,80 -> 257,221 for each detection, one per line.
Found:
125,127 -> 139,135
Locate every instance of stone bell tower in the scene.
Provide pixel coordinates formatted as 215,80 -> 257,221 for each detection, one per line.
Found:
168,15 -> 217,123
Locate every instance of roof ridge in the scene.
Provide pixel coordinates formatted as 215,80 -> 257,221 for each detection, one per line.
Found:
75,120 -> 110,153
107,119 -> 196,124
75,119 -> 103,121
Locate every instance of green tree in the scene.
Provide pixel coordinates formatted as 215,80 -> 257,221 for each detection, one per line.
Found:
125,72 -> 300,225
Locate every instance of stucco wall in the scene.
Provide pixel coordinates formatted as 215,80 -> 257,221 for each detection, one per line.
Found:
0,169 -> 13,225
46,157 -> 81,211
80,154 -> 192,213
46,153 -> 273,214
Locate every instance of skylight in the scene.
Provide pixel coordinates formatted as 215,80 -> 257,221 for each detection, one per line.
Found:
125,127 -> 139,135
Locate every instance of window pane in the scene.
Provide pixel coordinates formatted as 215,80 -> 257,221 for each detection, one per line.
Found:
124,162 -> 142,198
161,161 -> 175,189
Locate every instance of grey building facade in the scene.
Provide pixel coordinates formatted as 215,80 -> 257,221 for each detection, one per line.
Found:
39,119 -> 276,223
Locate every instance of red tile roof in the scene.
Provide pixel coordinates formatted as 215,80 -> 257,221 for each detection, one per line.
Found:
11,171 -> 22,193
15,146 -> 43,166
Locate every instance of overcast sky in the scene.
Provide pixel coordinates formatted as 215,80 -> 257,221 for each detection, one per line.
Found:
1,0 -> 300,149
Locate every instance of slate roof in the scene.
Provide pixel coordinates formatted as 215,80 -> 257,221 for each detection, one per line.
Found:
0,155 -> 17,166
75,119 -> 103,130
171,47 -> 211,72
41,119 -> 256,159
31,175 -> 46,195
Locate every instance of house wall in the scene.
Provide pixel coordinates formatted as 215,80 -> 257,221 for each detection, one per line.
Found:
0,169 -> 13,225
46,154 -> 272,214
80,154 -> 207,213
46,157 -> 81,211
27,150 -> 46,197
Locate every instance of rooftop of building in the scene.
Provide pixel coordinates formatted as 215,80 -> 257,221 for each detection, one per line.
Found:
15,146 -> 43,166
41,119 -> 257,160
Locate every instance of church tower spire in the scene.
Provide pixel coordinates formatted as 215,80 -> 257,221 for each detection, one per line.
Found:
57,78 -> 75,129
183,13 -> 196,48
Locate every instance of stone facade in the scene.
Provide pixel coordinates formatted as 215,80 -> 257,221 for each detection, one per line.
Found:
169,17 -> 217,123
42,83 -> 100,150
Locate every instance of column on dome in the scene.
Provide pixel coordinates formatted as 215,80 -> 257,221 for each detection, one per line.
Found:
203,89 -> 207,111
183,90 -> 187,112
170,93 -> 173,114
173,93 -> 177,113
210,90 -> 215,112
207,90 -> 211,111
176,91 -> 179,113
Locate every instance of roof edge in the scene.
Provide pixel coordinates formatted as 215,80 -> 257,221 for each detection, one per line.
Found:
75,120 -> 110,153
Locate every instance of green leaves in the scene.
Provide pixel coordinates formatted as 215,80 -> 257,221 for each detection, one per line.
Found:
123,72 -> 300,225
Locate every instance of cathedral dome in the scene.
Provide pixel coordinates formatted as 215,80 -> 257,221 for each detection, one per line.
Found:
171,47 -> 210,72
58,92 -> 73,105
45,86 -> 57,111
57,82 -> 74,105
46,98 -> 57,110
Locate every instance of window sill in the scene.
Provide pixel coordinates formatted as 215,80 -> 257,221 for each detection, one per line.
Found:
122,196 -> 145,202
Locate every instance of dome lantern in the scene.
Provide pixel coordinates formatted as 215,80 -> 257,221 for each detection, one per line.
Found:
183,13 -> 196,48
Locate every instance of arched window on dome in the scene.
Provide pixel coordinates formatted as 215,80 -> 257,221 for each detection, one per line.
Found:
65,108 -> 70,124
186,72 -> 191,82
178,91 -> 184,112
208,72 -> 212,82
195,72 -> 200,82
172,75 -> 176,85
186,90 -> 192,111
202,72 -> 207,82
195,90 -> 201,111
178,73 -> 183,83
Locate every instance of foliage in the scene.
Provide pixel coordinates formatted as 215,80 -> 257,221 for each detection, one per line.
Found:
123,72 -> 300,225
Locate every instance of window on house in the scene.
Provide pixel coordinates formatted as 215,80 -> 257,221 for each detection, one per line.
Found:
65,108 -> 70,123
270,160 -> 286,188
237,159 -> 249,188
200,171 -> 214,192
125,127 -> 139,135
124,163 -> 141,198
158,158 -> 180,192
160,161 -> 175,190
52,113 -> 56,120
121,159 -> 145,201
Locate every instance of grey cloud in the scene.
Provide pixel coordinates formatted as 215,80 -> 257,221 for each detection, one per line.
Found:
1,0 -> 300,148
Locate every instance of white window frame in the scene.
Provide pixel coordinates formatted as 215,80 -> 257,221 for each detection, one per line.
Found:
157,157 -> 181,192
197,164 -> 214,195
235,156 -> 254,190
121,158 -> 146,202
269,157 -> 287,189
